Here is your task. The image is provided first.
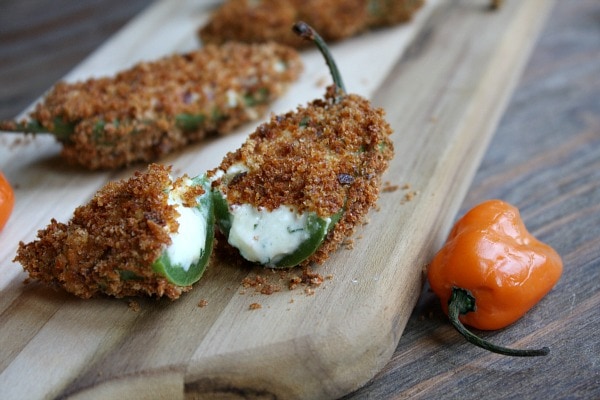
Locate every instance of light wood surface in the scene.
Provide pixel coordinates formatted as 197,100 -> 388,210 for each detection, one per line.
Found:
2,0 -> 599,399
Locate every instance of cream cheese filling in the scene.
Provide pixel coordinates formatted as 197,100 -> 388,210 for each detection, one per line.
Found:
165,178 -> 207,271
227,204 -> 327,265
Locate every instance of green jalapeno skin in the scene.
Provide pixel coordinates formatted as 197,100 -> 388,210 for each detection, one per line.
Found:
212,190 -> 343,268
0,118 -> 74,141
272,209 -> 343,268
0,89 -> 270,141
152,175 -> 215,286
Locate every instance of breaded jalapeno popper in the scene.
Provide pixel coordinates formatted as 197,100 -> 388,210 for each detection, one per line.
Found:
199,0 -> 425,48
14,23 -> 392,299
0,43 -> 302,170
209,22 -> 394,268
15,164 -> 214,299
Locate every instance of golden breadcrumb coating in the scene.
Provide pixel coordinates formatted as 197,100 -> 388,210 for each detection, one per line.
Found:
211,86 -> 394,265
14,164 -> 202,299
199,0 -> 425,47
26,42 -> 302,169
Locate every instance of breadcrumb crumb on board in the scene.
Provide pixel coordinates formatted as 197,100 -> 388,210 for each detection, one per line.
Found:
237,266 -> 328,301
128,300 -> 141,313
382,181 -> 400,193
382,181 -> 420,204
197,299 -> 209,308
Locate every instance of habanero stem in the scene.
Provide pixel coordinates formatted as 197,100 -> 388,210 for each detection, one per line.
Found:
449,288 -> 550,357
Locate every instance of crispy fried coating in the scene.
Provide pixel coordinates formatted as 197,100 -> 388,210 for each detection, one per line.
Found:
211,86 -> 394,265
27,42 -> 302,169
199,0 -> 425,47
490,0 -> 504,9
14,164 -> 198,299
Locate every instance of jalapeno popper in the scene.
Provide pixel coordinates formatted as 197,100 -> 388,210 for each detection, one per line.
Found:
210,22 -> 394,268
14,164 -> 214,299
14,23 -> 393,298
199,0 -> 425,48
0,42 -> 302,170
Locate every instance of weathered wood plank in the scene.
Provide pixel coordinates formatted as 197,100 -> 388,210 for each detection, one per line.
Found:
345,0 -> 600,398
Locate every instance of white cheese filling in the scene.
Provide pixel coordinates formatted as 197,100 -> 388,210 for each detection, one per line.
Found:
227,204 -> 318,265
165,179 -> 207,271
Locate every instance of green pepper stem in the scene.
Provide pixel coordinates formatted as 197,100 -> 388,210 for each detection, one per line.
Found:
292,21 -> 347,96
0,120 -> 47,134
448,287 -> 550,357
0,118 -> 74,142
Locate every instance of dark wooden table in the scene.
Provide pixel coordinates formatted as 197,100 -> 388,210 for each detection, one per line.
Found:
1,1 -> 598,398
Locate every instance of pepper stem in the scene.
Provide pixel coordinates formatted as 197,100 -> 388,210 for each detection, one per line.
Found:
0,120 -> 46,134
292,21 -> 346,96
448,287 -> 550,357
1,118 -> 73,142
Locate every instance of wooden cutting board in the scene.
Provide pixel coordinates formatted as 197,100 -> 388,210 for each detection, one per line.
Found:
0,0 -> 554,398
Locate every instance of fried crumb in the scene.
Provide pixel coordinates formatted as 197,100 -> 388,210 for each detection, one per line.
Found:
197,299 -> 209,308
241,274 -> 281,295
401,190 -> 419,204
286,266 -> 325,291
302,267 -> 324,286
249,302 -> 262,310
239,267 -> 327,298
343,239 -> 355,250
382,181 -> 400,193
308,276 -> 322,286
241,276 -> 259,288
304,287 -> 315,296
128,300 -> 141,312
316,76 -> 329,87
260,284 -> 281,295
288,276 -> 302,290
490,0 -> 504,10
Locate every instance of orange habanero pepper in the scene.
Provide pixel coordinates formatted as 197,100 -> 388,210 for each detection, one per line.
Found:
0,171 -> 15,232
428,199 -> 563,356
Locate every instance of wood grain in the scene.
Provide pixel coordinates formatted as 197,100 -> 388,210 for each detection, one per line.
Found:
345,1 -> 600,398
2,0 -> 598,399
